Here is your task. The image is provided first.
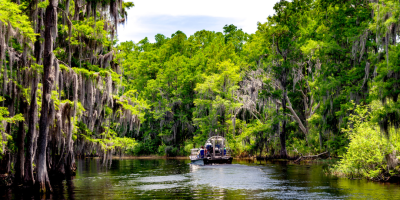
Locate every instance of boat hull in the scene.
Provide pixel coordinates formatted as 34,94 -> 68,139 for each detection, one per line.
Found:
204,157 -> 233,165
190,157 -> 233,165
190,159 -> 205,165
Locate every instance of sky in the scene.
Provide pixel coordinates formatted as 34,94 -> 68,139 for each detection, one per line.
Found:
117,0 -> 280,43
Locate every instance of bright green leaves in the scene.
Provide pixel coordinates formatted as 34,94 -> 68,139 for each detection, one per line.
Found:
370,0 -> 400,36
0,96 -> 24,154
117,26 -> 249,153
69,19 -> 110,47
118,90 -> 149,122
242,31 -> 269,68
38,0 -> 49,9
116,40 -> 134,61
332,101 -> 400,179
72,67 -> 121,84
121,1 -> 135,19
223,24 -> 248,53
195,60 -> 241,98
0,96 -> 24,125
367,1 -> 400,138
300,40 -> 325,58
193,60 -> 243,141
0,0 -> 37,42
374,44 -> 400,101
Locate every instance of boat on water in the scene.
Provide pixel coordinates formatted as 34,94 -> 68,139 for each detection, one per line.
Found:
189,136 -> 233,165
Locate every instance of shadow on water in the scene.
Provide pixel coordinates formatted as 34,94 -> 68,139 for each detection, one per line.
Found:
1,158 -> 400,199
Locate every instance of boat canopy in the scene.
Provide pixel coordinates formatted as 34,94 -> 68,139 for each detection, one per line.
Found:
204,136 -> 229,149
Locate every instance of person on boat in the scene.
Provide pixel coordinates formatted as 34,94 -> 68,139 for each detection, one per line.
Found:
197,146 -> 204,158
205,142 -> 212,157
224,147 -> 226,156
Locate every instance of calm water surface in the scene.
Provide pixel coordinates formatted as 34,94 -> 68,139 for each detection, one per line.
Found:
2,158 -> 400,199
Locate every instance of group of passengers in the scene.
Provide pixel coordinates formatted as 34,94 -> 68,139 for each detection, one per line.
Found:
197,144 -> 226,158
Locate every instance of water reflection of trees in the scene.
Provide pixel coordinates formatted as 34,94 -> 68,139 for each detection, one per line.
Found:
0,176 -> 76,200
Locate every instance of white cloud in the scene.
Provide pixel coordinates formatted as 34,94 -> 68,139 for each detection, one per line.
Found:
118,0 -> 280,43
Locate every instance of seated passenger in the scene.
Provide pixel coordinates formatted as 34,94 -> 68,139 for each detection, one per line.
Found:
207,146 -> 213,157
199,146 -> 204,158
197,146 -> 204,158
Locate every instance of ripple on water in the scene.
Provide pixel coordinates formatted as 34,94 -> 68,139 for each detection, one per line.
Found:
135,183 -> 179,190
136,174 -> 188,183
188,164 -> 281,190
256,190 -> 343,199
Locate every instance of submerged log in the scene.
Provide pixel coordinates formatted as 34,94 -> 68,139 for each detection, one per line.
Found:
255,152 -> 329,162
256,155 -> 299,161
294,151 -> 330,163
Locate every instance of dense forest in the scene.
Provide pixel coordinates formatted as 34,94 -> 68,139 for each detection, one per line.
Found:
0,0 -> 400,192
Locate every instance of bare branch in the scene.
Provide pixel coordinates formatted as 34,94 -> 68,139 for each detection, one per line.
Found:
285,95 -> 308,135
311,102 -> 321,117
275,35 -> 284,57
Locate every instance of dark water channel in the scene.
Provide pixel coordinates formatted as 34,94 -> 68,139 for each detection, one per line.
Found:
2,158 -> 400,199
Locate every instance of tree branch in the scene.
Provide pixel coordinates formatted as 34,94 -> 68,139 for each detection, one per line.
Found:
57,7 -> 73,27
311,101 -> 320,117
285,95 -> 308,135
57,59 -> 69,68
275,36 -> 283,58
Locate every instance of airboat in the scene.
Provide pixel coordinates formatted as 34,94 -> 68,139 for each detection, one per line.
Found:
189,136 -> 233,165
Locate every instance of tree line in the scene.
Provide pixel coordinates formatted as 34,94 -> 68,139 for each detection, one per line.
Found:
1,0 -> 400,192
117,0 -> 400,179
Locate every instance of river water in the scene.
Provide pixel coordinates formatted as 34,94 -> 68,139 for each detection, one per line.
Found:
1,158 -> 400,199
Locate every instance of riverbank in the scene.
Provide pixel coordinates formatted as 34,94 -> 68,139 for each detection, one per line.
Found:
88,155 -> 190,160
93,152 -> 331,161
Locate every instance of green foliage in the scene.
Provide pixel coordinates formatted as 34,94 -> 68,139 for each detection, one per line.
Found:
223,24 -> 248,52
114,137 -> 138,154
332,101 -> 400,179
118,27 -> 248,155
38,0 -> 49,9
121,1 -> 135,19
132,139 -> 158,155
0,97 -> 24,154
117,91 -> 149,122
0,0 -> 37,42
157,144 -> 167,156
69,19 -> 110,47
193,60 -> 243,140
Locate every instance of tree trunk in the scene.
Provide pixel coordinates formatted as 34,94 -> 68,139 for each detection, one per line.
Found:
34,8 -> 44,65
2,23 -> 10,107
25,7 -> 43,186
280,88 -> 287,158
319,130 -> 323,152
36,0 -> 58,192
0,23 -> 4,98
0,152 -> 11,174
14,94 -> 27,185
7,82 -> 16,133
74,0 -> 80,21
24,71 -> 39,186
66,75 -> 78,175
